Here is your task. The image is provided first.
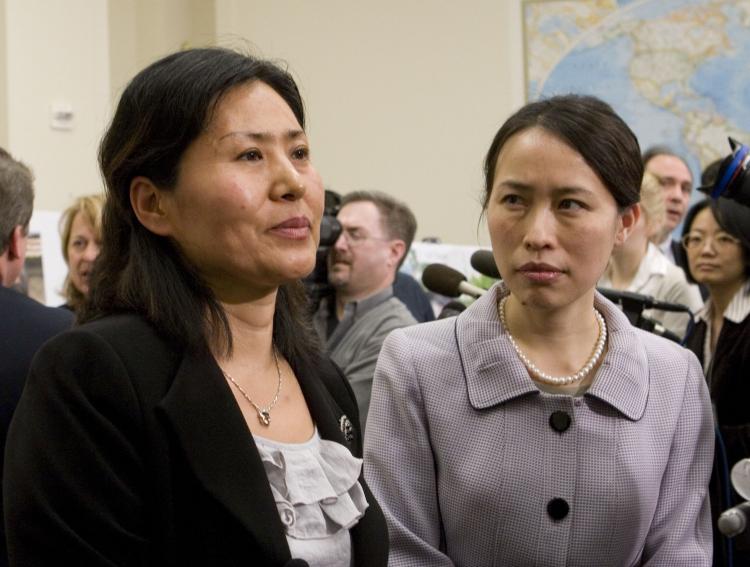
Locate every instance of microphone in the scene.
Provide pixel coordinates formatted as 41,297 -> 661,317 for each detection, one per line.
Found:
718,502 -> 750,537
639,316 -> 682,343
470,249 -> 501,279
719,458 -> 750,537
422,263 -> 486,298
596,288 -> 692,313
437,300 -> 467,319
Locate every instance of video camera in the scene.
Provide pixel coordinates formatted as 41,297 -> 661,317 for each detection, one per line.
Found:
303,189 -> 342,312
700,137 -> 750,206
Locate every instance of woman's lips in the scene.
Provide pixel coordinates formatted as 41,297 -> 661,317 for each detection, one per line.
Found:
270,216 -> 311,240
694,263 -> 720,271
518,262 -> 563,283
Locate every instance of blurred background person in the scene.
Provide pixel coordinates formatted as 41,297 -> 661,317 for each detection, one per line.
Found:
365,95 -> 713,566
643,145 -> 694,269
58,194 -> 104,313
393,271 -> 434,323
682,197 -> 750,566
314,190 -> 418,431
599,171 -> 702,340
4,48 -> 387,566
0,147 -> 73,567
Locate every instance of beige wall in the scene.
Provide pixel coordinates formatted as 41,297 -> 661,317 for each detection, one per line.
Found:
215,0 -> 525,245
0,0 -> 7,148
4,0 -> 110,211
5,0 -> 524,245
108,0 -> 216,102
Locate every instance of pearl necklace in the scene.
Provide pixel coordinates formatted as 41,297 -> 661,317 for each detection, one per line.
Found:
498,295 -> 607,385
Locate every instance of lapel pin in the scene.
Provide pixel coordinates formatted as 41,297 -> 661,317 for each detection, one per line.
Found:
339,415 -> 355,443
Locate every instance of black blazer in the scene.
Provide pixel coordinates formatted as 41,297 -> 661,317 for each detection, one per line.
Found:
685,310 -> 750,565
4,314 -> 388,566
0,286 -> 73,567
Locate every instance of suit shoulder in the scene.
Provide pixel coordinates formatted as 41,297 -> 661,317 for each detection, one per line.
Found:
383,315 -> 456,349
78,313 -> 176,352
633,327 -> 699,376
0,287 -> 73,332
48,314 -> 179,375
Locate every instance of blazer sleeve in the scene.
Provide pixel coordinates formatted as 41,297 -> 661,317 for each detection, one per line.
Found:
4,330 -> 149,566
363,329 -> 455,567
641,351 -> 714,565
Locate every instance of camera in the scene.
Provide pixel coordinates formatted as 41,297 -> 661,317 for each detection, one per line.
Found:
700,137 -> 750,206
303,189 -> 342,312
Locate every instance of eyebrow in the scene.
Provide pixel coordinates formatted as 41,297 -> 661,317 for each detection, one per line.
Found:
217,129 -> 306,143
498,180 -> 594,196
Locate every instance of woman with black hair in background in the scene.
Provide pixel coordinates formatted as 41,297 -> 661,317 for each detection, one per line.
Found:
682,197 -> 750,566
4,48 -> 387,566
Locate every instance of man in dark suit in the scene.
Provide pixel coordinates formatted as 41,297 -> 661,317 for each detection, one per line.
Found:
0,148 -> 73,566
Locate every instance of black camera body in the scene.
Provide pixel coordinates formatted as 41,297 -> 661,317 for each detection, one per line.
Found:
703,137 -> 750,206
303,189 -> 342,312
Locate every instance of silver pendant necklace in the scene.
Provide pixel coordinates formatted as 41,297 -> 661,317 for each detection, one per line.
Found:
223,347 -> 282,426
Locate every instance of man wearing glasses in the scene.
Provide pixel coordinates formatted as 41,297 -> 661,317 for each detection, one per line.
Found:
313,191 -> 417,433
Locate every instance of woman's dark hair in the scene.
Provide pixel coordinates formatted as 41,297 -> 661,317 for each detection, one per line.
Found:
681,198 -> 750,284
82,47 -> 321,367
482,94 -> 643,212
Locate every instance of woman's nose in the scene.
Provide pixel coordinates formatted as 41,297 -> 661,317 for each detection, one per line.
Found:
270,155 -> 306,201
84,242 -> 100,261
522,208 -> 555,250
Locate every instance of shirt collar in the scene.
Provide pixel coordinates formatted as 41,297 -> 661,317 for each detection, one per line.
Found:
695,280 -> 750,324
658,236 -> 675,263
340,286 -> 393,319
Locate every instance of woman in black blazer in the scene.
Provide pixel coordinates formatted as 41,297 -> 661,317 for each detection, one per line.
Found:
681,196 -> 750,566
4,48 -> 387,566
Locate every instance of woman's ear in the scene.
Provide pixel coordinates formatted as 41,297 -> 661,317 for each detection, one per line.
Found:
615,203 -> 641,246
130,177 -> 172,236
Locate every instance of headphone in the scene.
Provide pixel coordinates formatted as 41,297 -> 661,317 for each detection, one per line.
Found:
710,137 -> 750,205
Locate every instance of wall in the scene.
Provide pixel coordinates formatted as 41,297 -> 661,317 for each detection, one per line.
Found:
5,0 -> 110,211
4,0 -> 525,245
108,0 -> 216,102
0,0 -> 7,148
215,0 -> 526,245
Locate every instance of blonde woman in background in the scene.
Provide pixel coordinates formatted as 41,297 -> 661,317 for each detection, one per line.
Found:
599,172 -> 702,340
59,194 -> 103,312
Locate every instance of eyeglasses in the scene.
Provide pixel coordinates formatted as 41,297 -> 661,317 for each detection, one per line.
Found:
339,227 -> 392,247
681,231 -> 741,251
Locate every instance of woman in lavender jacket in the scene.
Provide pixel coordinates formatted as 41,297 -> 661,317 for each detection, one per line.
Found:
364,95 -> 714,566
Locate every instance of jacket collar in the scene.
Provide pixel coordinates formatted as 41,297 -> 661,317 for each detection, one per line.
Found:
456,283 -> 649,421
157,348 -> 291,562
156,347 -> 362,563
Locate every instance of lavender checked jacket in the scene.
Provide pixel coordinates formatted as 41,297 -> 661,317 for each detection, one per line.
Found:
364,283 -> 714,567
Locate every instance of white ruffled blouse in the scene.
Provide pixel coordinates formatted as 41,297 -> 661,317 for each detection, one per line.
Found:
253,429 -> 368,567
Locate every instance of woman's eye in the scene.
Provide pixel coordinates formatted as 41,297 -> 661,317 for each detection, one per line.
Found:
292,147 -> 310,160
559,199 -> 585,211
501,194 -> 523,206
238,149 -> 262,161
716,234 -> 736,245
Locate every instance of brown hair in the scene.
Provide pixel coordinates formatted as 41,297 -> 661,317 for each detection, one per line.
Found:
340,190 -> 417,269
